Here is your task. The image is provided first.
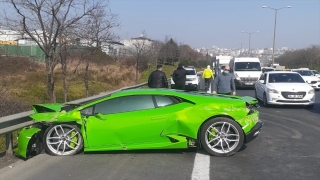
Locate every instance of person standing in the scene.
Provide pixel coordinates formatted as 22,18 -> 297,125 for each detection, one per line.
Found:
202,65 -> 214,91
172,63 -> 189,90
148,65 -> 168,88
211,65 -> 236,95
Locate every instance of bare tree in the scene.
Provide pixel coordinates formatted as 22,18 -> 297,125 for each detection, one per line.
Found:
2,0 -> 108,102
77,7 -> 120,97
129,30 -> 152,84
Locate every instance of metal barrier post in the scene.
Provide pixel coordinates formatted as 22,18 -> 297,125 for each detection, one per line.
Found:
6,132 -> 13,156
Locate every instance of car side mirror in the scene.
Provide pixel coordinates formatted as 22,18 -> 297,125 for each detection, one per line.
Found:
259,80 -> 265,84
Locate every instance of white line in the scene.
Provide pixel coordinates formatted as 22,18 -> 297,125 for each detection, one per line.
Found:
191,153 -> 210,180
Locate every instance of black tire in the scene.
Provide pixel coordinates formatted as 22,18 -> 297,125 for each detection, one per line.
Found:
43,124 -> 83,156
305,104 -> 314,109
200,117 -> 244,157
263,93 -> 269,107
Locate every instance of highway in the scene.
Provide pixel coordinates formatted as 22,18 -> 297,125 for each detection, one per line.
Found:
0,89 -> 320,180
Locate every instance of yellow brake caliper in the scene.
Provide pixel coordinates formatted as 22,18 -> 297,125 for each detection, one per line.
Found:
208,128 -> 218,141
70,131 -> 78,148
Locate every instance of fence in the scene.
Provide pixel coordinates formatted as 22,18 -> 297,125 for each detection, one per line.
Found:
0,81 -> 150,156
0,45 -> 45,61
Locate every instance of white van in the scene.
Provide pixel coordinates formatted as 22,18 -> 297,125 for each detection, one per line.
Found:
229,57 -> 262,88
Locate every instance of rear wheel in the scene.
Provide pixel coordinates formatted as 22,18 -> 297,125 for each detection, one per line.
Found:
200,117 -> 244,157
43,124 -> 83,156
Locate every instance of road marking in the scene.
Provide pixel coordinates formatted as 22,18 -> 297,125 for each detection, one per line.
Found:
191,153 -> 210,180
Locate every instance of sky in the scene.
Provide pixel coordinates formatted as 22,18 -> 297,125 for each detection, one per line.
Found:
108,0 -> 320,49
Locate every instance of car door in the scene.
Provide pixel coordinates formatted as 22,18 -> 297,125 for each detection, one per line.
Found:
256,73 -> 266,99
84,95 -> 169,147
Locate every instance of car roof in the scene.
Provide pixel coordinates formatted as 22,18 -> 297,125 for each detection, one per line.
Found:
291,69 -> 311,71
185,67 -> 195,70
265,71 -> 298,74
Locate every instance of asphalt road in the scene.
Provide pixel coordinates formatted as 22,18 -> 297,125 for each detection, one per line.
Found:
0,89 -> 320,180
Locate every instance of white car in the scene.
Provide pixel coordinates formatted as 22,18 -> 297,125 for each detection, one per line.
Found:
170,66 -> 199,90
254,71 -> 315,108
291,69 -> 320,90
311,70 -> 320,78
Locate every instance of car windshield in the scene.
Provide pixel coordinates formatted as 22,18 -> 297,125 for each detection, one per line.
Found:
312,70 -> 319,74
234,62 -> 261,71
293,70 -> 314,76
263,68 -> 274,72
187,70 -> 196,75
268,73 -> 305,83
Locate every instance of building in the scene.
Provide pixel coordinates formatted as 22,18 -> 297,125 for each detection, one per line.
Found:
120,34 -> 153,49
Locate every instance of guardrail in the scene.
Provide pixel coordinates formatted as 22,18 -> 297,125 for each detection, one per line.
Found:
0,81 -> 150,156
1,73 -> 206,157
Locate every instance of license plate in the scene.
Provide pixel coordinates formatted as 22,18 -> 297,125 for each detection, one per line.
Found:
245,83 -> 253,85
288,95 -> 303,98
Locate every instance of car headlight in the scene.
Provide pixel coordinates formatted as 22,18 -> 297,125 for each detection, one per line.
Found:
267,88 -> 279,93
234,73 -> 240,80
308,89 -> 315,94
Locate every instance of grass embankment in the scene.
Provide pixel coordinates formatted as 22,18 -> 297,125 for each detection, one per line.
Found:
0,57 -> 138,153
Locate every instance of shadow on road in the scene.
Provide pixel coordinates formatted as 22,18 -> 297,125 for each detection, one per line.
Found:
306,103 -> 320,115
82,148 -> 199,156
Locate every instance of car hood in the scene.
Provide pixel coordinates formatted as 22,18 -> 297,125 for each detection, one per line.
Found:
193,92 -> 258,105
235,71 -> 262,78
267,83 -> 312,91
301,76 -> 319,82
214,94 -> 258,105
30,103 -> 83,123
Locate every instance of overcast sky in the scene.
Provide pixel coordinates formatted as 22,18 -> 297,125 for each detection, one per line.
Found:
109,0 -> 320,49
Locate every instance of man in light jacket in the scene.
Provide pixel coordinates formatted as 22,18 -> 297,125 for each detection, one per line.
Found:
212,65 -> 236,95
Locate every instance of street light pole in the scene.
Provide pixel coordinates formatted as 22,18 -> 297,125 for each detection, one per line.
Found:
236,42 -> 245,56
262,5 -> 291,66
242,31 -> 259,56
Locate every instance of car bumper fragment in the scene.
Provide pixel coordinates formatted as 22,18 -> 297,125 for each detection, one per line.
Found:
244,120 -> 263,143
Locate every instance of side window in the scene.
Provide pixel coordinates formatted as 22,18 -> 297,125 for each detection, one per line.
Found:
154,95 -> 179,107
94,95 -> 155,115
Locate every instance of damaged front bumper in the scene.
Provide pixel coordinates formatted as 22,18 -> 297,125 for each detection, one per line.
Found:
244,120 -> 263,143
13,126 -> 43,158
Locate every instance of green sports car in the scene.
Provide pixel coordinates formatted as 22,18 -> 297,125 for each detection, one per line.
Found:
14,89 -> 263,158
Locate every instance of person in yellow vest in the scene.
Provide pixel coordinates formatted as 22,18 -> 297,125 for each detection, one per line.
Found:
202,65 -> 214,91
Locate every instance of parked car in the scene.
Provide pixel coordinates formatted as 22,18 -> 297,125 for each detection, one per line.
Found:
14,88 -> 262,158
254,71 -> 315,108
262,67 -> 275,73
311,70 -> 320,78
291,69 -> 320,90
170,66 -> 199,90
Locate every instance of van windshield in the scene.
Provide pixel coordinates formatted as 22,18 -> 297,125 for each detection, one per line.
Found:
234,62 -> 261,71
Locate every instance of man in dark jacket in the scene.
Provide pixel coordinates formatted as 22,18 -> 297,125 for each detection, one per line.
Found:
172,63 -> 189,90
211,65 -> 236,95
148,65 -> 168,88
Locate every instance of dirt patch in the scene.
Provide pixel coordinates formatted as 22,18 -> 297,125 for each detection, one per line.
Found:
0,152 -> 20,170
